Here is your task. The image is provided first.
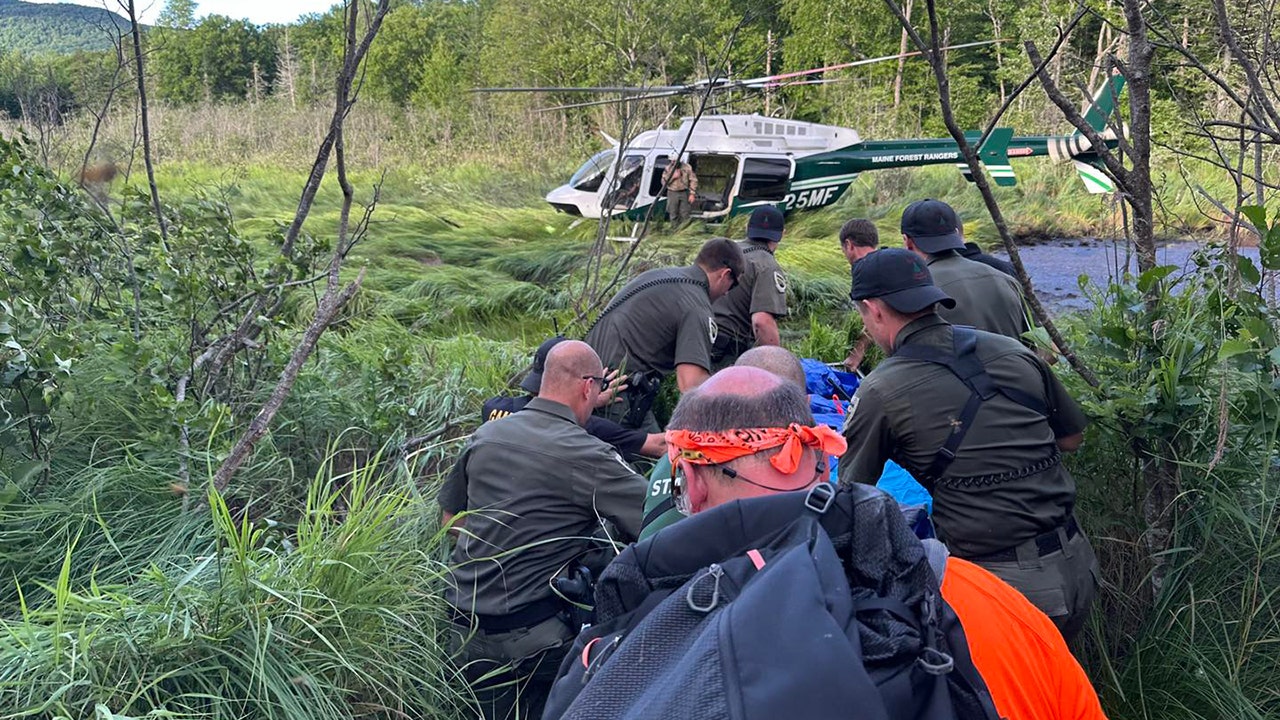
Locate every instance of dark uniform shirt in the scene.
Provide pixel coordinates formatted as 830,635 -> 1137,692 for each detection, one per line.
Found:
440,397 -> 647,616
928,251 -> 1030,341
838,315 -> 1088,557
960,241 -> 1018,278
481,395 -> 648,457
712,240 -> 789,345
584,265 -> 716,377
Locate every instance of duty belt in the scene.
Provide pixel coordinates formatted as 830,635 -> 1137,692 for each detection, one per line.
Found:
965,515 -> 1081,563
449,595 -> 563,633
934,450 -> 1061,489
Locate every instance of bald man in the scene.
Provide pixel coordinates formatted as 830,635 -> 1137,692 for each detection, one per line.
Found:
735,345 -> 807,387
638,349 -> 810,540
659,367 -> 1107,720
441,340 -> 648,720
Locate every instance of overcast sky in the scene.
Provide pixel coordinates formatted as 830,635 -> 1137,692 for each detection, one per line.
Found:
25,0 -> 339,25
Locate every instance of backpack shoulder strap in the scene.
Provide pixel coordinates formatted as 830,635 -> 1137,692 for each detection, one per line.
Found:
893,328 -> 989,479
585,272 -> 708,337
892,327 -> 1048,480
892,326 -> 996,399
640,496 -> 676,533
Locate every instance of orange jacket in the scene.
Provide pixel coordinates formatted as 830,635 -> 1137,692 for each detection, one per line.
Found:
942,558 -> 1108,720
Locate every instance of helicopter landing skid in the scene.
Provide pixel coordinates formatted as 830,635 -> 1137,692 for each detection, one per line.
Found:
605,219 -> 648,244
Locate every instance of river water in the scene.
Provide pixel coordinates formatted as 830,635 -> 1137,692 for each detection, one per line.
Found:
995,239 -> 1261,314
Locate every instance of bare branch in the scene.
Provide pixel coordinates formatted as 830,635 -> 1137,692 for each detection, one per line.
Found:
1212,0 -> 1280,130
119,0 -> 169,252
883,0 -> 1100,388
569,17 -> 752,333
978,7 -> 1088,149
1024,42 -> 1130,188
279,0 -> 391,260
211,268 -> 365,493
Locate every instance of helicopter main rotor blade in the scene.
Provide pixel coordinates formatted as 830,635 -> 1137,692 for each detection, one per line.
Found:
730,39 -> 1006,89
484,38 -> 1003,110
470,85 -> 689,94
536,89 -> 692,112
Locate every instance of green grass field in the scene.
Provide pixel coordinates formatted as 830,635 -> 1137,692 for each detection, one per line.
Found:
7,104 -> 1280,718
140,150 -> 1234,351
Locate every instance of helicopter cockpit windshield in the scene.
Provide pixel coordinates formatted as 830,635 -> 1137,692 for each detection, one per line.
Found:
570,149 -> 616,192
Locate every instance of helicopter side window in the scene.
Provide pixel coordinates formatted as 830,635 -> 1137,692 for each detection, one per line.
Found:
738,157 -> 792,202
570,148 -> 617,192
605,155 -> 645,208
648,156 -> 670,196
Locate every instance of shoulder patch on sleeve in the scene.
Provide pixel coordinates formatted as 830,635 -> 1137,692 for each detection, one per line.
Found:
708,317 -> 719,345
773,270 -> 787,293
612,451 -> 636,473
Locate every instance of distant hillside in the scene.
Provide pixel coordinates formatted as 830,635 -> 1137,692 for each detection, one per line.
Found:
0,0 -> 134,55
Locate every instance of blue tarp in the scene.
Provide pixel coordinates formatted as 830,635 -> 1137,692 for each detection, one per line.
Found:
802,358 -> 933,514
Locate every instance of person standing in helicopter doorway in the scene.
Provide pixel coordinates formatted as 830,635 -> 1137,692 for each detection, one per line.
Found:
662,156 -> 698,230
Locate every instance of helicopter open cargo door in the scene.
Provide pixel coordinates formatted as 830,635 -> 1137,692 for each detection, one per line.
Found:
688,154 -> 739,217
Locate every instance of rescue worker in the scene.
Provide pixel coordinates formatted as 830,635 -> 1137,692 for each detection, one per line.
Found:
478,336 -> 665,461
637,345 -> 929,540
585,237 -> 745,431
901,199 -> 1030,341
637,344 -> 808,541
838,217 -> 880,371
710,206 -> 789,366
666,366 -> 1107,720
661,157 -> 698,229
839,248 -> 1097,641
839,217 -> 880,267
439,340 -> 647,720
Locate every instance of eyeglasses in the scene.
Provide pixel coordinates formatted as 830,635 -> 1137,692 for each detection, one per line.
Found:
581,374 -> 609,391
721,451 -> 826,491
671,450 -> 826,517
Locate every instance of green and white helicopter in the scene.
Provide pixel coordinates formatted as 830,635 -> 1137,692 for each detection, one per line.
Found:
487,53 -> 1124,222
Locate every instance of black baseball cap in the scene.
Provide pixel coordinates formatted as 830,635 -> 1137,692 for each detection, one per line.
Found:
746,206 -> 784,243
520,336 -> 567,394
900,199 -> 963,253
850,248 -> 955,313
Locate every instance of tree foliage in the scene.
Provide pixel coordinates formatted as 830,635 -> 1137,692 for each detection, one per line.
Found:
151,14 -> 276,103
0,0 -> 129,55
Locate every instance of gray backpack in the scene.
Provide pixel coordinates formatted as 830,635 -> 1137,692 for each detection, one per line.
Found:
542,484 -> 1000,720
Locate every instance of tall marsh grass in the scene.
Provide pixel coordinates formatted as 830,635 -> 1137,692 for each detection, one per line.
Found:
0,450 -> 472,719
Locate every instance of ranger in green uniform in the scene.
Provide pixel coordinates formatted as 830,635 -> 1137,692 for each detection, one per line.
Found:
900,199 -> 1030,341
839,248 -> 1097,641
585,237 -> 745,430
838,217 -> 880,371
439,341 -> 647,720
710,206 -> 790,366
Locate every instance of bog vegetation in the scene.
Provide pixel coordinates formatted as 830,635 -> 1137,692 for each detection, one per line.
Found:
2,0 -> 1280,718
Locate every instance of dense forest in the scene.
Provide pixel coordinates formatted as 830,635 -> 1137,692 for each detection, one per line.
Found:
0,0 -> 131,54
3,0 -> 1280,718
0,0 -> 1227,140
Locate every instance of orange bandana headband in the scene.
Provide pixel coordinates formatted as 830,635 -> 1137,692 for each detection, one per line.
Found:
666,423 -> 848,475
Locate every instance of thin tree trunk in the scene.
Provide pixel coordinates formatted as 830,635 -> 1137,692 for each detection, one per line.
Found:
122,0 -> 168,251
893,0 -> 914,109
